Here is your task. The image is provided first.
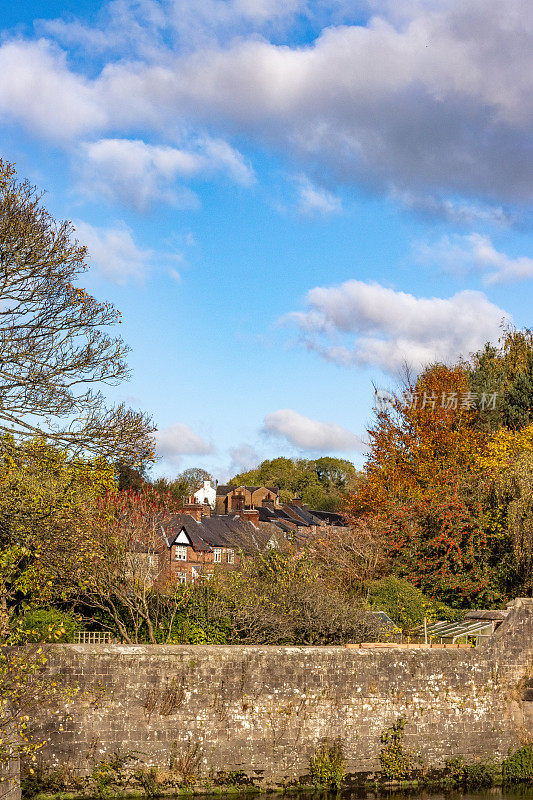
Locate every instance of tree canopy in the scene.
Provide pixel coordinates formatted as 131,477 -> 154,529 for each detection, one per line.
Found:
349,326 -> 533,606
230,456 -> 362,511
0,159 -> 153,464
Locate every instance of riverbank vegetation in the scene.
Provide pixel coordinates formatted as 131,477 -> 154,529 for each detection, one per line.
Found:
18,741 -> 533,799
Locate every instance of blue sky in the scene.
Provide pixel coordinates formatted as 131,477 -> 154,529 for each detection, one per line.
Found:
0,0 -> 532,479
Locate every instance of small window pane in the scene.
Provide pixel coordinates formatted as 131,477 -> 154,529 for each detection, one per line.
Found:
175,545 -> 187,561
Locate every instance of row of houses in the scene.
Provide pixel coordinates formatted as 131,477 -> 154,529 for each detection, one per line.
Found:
145,481 -> 348,585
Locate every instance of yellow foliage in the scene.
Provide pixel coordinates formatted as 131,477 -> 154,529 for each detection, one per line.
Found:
476,424 -> 533,473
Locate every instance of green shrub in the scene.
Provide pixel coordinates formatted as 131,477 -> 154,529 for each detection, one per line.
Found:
89,750 -> 138,798
444,756 -> 499,788
502,745 -> 533,784
309,741 -> 345,789
462,759 -> 499,788
134,766 -> 158,797
444,757 -> 466,786
21,763 -> 80,797
13,608 -> 81,644
379,717 -> 412,781
368,577 -> 458,631
213,769 -> 253,786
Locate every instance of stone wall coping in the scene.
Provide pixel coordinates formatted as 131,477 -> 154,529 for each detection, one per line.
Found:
45,642 -> 479,657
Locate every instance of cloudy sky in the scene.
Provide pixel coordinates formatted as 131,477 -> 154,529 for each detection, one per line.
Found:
2,0 -> 532,478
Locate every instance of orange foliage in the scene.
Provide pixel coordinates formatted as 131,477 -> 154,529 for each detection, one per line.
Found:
350,364 -> 485,516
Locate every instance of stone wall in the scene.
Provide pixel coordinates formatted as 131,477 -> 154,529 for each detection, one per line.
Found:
30,598 -> 533,785
0,759 -> 20,800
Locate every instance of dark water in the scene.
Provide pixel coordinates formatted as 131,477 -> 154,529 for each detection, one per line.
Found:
275,789 -> 533,800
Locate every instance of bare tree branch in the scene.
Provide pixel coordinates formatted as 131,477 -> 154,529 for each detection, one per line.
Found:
0,159 -> 154,463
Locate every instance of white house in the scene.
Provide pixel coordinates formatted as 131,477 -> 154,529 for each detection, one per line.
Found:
193,480 -> 217,509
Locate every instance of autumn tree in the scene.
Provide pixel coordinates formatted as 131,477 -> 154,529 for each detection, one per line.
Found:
0,159 -> 153,463
474,424 -> 533,596
348,339 -> 533,605
351,363 -> 483,515
374,489 -> 499,607
469,326 -> 533,431
75,490 -> 186,644
0,436 -> 117,632
347,363 -> 503,606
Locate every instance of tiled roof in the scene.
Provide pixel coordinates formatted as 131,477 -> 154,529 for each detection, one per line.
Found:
216,484 -> 278,496
165,513 -> 270,554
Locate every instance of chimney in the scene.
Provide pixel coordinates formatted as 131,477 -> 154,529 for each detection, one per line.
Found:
182,503 -> 203,522
241,508 -> 260,527
201,501 -> 212,518
292,497 -> 303,507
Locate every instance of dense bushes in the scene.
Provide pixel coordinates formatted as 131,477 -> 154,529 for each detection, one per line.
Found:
220,550 -> 381,645
12,608 -> 81,643
367,576 -> 459,630
502,745 -> 533,783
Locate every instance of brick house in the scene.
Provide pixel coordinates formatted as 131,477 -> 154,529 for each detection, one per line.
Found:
158,511 -> 284,584
132,490 -> 349,588
215,485 -> 280,514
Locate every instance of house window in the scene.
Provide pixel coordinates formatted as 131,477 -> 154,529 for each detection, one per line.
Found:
213,548 -> 221,563
177,572 -> 187,585
175,545 -> 187,561
226,549 -> 235,564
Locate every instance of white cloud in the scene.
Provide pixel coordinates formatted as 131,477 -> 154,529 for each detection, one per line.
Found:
1,0 -> 532,206
153,423 -> 213,462
38,0 -> 167,56
263,409 -> 363,451
79,137 -> 254,210
417,233 -> 533,285
40,0 -> 305,54
296,176 -> 342,215
284,280 -> 511,373
74,220 -> 152,283
0,39 -> 104,140
200,137 -> 256,186
91,0 -> 531,203
227,443 -> 260,476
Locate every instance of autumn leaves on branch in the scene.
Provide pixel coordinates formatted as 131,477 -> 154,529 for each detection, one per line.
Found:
348,333 -> 533,606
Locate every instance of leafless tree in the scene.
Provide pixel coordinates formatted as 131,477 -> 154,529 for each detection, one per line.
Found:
310,521 -> 386,596
78,494 -> 186,644
0,159 -> 153,462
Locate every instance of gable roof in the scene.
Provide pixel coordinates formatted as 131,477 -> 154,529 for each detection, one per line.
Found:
216,484 -> 278,497
164,513 -> 273,555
